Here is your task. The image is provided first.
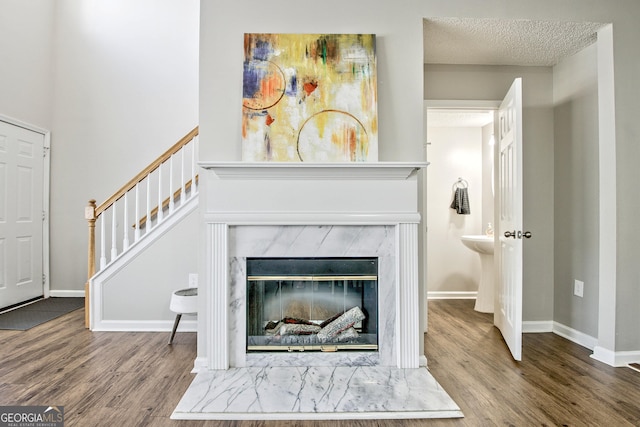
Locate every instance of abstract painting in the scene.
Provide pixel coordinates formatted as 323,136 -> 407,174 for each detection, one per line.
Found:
242,33 -> 377,162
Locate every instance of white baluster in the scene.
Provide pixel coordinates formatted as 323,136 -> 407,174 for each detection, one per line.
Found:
157,163 -> 164,223
123,192 -> 130,250
111,201 -> 118,260
191,137 -> 197,197
146,174 -> 151,232
195,136 -> 199,192
134,183 -> 141,241
181,146 -> 186,205
99,214 -> 107,269
169,154 -> 175,213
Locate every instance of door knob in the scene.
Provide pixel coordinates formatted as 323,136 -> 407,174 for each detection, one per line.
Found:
523,231 -> 532,238
504,230 -> 516,238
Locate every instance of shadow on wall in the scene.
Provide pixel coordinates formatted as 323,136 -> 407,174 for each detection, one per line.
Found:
440,272 -> 480,293
449,208 -> 469,230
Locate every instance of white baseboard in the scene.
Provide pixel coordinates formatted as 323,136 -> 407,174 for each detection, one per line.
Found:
91,319 -> 197,332
552,321 -> 598,350
49,290 -> 85,298
522,320 -> 554,333
427,291 -> 477,300
192,357 -> 209,373
591,346 -> 617,366
591,346 -> 640,367
419,355 -> 427,367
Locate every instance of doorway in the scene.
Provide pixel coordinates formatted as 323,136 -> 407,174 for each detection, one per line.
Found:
0,117 -> 50,311
424,104 -> 496,303
423,19 -> 617,364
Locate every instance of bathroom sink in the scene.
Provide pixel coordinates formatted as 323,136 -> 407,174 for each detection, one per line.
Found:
460,235 -> 494,255
460,235 -> 495,313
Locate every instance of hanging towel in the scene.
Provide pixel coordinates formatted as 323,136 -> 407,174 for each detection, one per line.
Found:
450,188 -> 471,215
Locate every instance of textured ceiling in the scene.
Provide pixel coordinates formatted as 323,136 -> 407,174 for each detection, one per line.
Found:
423,18 -> 605,66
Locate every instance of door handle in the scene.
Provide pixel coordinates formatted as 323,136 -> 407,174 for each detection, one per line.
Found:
505,230 -> 532,239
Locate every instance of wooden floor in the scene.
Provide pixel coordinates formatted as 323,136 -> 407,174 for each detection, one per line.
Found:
1,300 -> 638,426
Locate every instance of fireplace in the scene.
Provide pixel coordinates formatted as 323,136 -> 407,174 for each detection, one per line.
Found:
199,162 -> 427,371
246,257 -> 378,352
172,162 -> 465,421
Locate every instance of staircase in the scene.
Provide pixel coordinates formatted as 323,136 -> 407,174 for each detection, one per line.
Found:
84,127 -> 199,328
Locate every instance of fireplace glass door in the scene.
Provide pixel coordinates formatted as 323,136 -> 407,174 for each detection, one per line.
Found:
247,257 -> 378,352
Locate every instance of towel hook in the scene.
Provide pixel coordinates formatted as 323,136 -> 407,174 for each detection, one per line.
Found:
453,177 -> 468,190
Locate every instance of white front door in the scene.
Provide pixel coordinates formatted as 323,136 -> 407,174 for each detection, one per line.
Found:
495,78 -> 524,361
0,120 -> 46,310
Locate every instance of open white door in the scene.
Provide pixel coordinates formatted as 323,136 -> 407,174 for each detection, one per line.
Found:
0,120 -> 46,310
495,78 -> 524,361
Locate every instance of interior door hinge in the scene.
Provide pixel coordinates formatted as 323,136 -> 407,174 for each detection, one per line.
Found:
43,146 -> 50,158
42,274 -> 46,285
42,210 -> 46,221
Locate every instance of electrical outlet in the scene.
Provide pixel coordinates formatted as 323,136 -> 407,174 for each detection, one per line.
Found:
574,280 -> 584,298
189,273 -> 198,288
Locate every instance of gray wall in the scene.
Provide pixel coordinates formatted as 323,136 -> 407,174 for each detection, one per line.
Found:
425,64 -> 555,322
48,0 -> 199,293
200,0 -> 640,354
0,0 -> 54,128
553,44 -> 600,338
198,0 -> 425,162
2,0 -> 639,353
101,208 -> 199,324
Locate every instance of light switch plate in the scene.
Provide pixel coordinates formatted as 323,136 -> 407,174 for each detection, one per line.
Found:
574,280 -> 584,297
189,273 -> 198,288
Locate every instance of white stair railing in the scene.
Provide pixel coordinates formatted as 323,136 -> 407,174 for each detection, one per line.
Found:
84,127 -> 199,326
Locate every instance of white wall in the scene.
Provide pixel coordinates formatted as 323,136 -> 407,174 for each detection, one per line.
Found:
0,0 -> 54,128
426,126 -> 484,294
481,123 -> 495,228
49,0 -> 199,293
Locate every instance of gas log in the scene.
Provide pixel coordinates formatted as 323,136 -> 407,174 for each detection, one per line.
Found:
264,306 -> 365,342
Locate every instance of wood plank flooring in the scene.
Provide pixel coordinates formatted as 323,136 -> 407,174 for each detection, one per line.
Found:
0,300 -> 638,426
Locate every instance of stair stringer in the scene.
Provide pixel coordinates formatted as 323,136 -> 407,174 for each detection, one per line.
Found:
90,195 -> 199,331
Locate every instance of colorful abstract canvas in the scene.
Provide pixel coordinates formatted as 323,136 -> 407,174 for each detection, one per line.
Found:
242,33 -> 377,162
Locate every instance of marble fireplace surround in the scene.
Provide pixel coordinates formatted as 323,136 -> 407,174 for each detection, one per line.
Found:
231,224 -> 395,367
198,162 -> 428,371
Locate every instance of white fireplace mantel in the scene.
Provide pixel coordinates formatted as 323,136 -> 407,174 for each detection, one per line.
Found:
199,161 -> 428,180
198,160 -> 428,372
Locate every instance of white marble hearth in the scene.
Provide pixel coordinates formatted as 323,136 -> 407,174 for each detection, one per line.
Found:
171,366 -> 462,420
